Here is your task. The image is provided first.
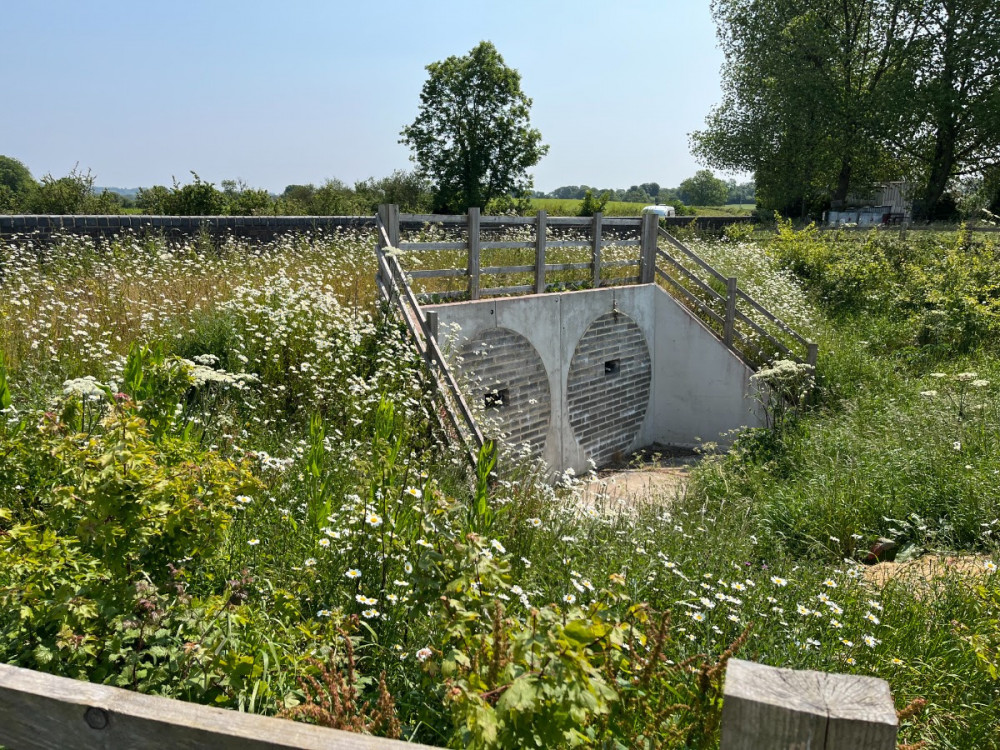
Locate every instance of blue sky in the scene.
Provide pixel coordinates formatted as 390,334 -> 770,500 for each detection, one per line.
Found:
1,1 -> 732,193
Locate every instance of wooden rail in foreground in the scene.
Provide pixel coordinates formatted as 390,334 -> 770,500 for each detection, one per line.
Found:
0,657 -> 899,750
0,661 -> 434,750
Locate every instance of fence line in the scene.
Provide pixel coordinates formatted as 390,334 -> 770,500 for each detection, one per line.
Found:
0,661 -> 431,750
382,206 -> 816,371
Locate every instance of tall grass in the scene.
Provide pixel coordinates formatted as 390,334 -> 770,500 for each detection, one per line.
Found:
1,225 -> 998,747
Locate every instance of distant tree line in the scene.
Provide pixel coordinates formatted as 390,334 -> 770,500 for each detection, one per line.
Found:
540,171 -> 755,211
0,157 -> 435,216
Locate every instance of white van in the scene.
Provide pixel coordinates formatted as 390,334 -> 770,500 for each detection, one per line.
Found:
642,205 -> 676,218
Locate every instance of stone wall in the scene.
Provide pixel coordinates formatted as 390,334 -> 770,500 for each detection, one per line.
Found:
0,214 -> 751,244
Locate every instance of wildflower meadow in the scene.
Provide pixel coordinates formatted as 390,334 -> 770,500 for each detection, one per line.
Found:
1,223 -> 998,748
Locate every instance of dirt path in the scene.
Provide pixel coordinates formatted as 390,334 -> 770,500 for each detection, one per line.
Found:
578,449 -> 698,513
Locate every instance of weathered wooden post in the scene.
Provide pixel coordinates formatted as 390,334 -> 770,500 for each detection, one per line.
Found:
534,209 -> 547,294
425,309 -> 439,342
376,204 -> 400,246
467,206 -> 481,300
724,276 -> 738,346
591,211 -> 603,288
720,659 -> 898,750
639,212 -> 658,283
386,203 -> 400,247
806,341 -> 819,368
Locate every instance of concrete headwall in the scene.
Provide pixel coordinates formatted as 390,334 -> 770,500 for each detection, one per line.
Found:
425,284 -> 765,475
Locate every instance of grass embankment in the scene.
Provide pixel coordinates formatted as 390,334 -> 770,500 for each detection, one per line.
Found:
0,224 -> 998,747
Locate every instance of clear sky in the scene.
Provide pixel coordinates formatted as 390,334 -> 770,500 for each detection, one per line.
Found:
1,1 -> 732,193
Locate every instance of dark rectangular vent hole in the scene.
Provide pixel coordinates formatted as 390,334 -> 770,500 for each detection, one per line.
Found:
605,359 -> 620,376
485,388 -> 509,409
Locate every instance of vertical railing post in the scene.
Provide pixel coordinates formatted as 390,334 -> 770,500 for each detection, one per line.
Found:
426,309 -> 439,342
376,204 -> 388,248
467,206 -> 481,300
639,212 -> 657,283
724,276 -> 738,346
591,211 -> 603,288
386,203 -> 400,248
806,342 -> 818,368
534,209 -> 547,294
721,659 -> 897,749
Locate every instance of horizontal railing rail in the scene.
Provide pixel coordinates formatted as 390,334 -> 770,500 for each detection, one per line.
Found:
655,227 -> 817,368
390,208 -> 654,302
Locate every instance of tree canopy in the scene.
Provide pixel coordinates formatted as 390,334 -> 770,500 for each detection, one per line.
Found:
679,170 -> 729,206
0,156 -> 37,212
400,41 -> 548,214
692,0 -> 1000,219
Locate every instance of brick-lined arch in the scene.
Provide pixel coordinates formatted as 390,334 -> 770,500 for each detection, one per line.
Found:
458,327 -> 550,455
567,311 -> 651,466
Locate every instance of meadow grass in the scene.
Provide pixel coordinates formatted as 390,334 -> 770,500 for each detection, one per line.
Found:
0,225 -> 998,747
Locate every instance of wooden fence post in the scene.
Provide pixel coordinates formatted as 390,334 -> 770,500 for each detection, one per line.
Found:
425,309 -> 439,342
376,204 -> 400,247
591,211 -> 603,288
720,659 -> 898,750
806,342 -> 819,368
724,276 -> 738,346
467,206 -> 481,300
534,209 -> 547,294
386,203 -> 400,248
639,212 -> 657,283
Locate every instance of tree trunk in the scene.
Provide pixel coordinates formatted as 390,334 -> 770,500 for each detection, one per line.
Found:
832,157 -> 853,208
918,119 -> 957,221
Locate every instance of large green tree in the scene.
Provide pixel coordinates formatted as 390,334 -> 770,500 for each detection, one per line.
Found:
679,170 -> 730,206
692,0 -> 923,216
902,0 -> 1000,219
0,156 -> 37,212
400,41 -> 548,214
